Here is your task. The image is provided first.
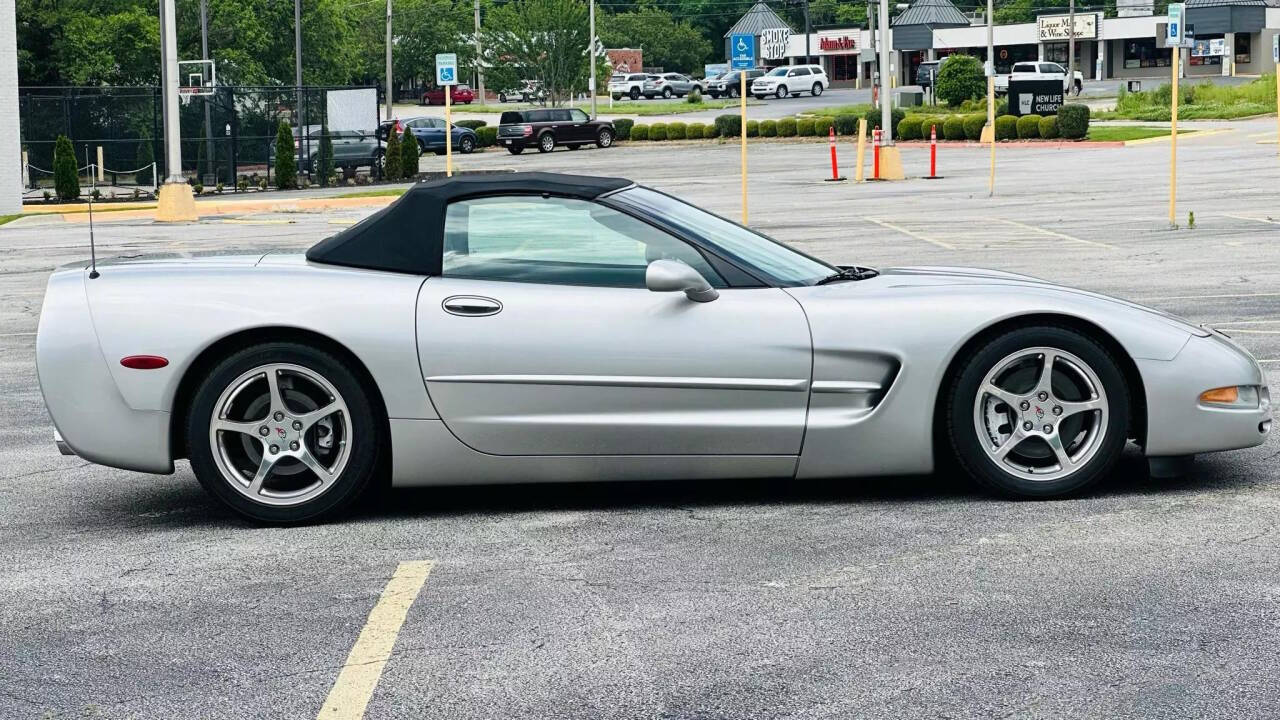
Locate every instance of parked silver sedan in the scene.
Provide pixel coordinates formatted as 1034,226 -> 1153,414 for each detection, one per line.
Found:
36,173 -> 1272,523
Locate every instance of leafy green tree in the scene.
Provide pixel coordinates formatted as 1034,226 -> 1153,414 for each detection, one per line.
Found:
935,54 -> 986,107
318,125 -> 335,187
484,0 -> 591,105
273,120 -> 297,189
53,135 -> 80,201
384,126 -> 402,181
136,134 -> 155,187
400,130 -> 420,178
599,7 -> 711,73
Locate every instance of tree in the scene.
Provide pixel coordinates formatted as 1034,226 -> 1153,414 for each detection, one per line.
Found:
400,130 -> 420,178
384,126 -> 403,181
484,0 -> 591,105
318,125 -> 335,187
935,54 -> 986,107
598,7 -> 711,73
53,135 -> 79,201
136,133 -> 155,188
274,120 -> 297,190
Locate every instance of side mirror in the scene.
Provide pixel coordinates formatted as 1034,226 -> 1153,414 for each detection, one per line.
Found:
646,259 -> 719,303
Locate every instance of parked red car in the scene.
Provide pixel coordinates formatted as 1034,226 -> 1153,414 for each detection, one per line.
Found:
421,85 -> 475,105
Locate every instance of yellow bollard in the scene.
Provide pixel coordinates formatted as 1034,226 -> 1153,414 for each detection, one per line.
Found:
854,118 -> 867,182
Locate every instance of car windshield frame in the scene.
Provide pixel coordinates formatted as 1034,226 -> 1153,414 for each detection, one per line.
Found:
603,186 -> 837,287
765,67 -> 788,77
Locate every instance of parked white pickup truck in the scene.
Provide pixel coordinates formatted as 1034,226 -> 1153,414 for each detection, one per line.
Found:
995,61 -> 1084,96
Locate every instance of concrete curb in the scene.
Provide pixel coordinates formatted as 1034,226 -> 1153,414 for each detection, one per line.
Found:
47,194 -> 398,224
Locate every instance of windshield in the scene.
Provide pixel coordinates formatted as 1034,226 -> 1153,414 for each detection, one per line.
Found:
609,187 -> 835,286
766,67 -> 788,76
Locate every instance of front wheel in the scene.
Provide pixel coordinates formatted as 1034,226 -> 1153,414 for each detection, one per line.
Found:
459,136 -> 475,154
186,342 -> 381,523
629,87 -> 641,100
947,326 -> 1130,498
728,87 -> 738,98
611,93 -> 621,100
596,128 -> 614,148
537,133 -> 555,153
371,149 -> 385,179
775,85 -> 788,99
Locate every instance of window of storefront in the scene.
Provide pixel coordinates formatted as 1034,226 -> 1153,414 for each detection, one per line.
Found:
1123,38 -> 1170,69
1190,35 -> 1223,66
993,45 -> 1038,74
828,54 -> 859,81
1234,34 -> 1250,64
1043,41 -> 1086,65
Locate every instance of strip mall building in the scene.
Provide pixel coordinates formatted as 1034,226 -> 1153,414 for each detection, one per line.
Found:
724,0 -> 1280,87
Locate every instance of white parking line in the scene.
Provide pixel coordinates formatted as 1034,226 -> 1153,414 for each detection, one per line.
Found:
1137,292 -> 1280,301
990,218 -> 1117,249
1220,213 -> 1280,226
1212,329 -> 1280,334
863,217 -> 955,250
0,332 -> 37,337
317,560 -> 435,720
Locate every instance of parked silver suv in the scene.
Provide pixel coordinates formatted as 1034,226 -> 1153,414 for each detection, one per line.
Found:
643,73 -> 695,99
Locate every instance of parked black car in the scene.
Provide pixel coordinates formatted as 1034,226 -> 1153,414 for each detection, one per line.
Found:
497,109 -> 615,154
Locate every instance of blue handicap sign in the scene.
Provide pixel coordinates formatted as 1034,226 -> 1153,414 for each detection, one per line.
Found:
440,67 -> 455,83
730,33 -> 755,70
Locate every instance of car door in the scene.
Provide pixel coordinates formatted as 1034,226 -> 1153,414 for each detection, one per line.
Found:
415,193 -> 813,456
565,108 -> 593,142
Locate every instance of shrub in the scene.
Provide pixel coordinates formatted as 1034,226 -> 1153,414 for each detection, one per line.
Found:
631,124 -> 650,141
994,114 -> 1018,140
649,122 -> 668,141
714,114 -> 740,138
745,120 -> 759,137
963,113 -> 987,140
760,119 -> 778,137
686,89 -> 702,104
795,117 -> 815,136
1057,103 -> 1090,139
613,118 -> 634,140
274,121 -> 298,188
317,125 -> 335,186
666,121 -> 687,140
1016,114 -> 1041,139
836,113 -> 860,135
455,119 -> 487,129
53,135 -> 79,201
476,126 -> 498,147
942,115 -> 966,141
1038,115 -> 1059,139
861,106 -> 905,135
935,54 -> 985,107
777,117 -> 797,137
685,122 -> 706,139
400,128 -> 420,176
919,118 -> 943,140
702,123 -> 720,139
813,115 -> 836,136
897,115 -> 923,140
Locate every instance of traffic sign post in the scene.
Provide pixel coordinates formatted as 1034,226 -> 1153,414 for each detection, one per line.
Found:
1166,5 -> 1183,226
436,53 -> 458,177
730,33 -> 753,223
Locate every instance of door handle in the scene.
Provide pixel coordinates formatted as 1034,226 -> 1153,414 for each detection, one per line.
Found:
442,295 -> 502,317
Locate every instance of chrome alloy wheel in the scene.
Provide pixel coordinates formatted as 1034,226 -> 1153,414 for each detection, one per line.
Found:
972,347 -> 1109,482
208,363 -> 352,507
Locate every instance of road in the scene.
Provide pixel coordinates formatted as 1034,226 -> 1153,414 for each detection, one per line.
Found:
2,118 -> 1278,718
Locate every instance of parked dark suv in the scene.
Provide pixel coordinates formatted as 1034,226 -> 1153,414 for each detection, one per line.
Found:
497,109 -> 615,154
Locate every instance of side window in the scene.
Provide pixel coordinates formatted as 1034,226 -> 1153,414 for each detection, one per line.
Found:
550,109 -> 572,122
442,196 -> 726,288
793,67 -> 810,76
528,110 -> 551,122
568,108 -> 589,122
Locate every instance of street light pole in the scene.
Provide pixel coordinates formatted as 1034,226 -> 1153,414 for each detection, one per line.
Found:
986,0 -> 994,195
200,0 -> 213,183
474,0 -> 484,103
878,0 -> 890,142
384,0 -> 393,120
156,0 -> 196,220
589,0 -> 597,119
803,0 -> 811,62
1067,0 -> 1075,93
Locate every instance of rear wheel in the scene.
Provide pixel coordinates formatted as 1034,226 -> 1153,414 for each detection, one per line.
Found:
947,326 -> 1130,498
499,92 -> 508,103
186,342 -> 380,523
812,82 -> 823,96
662,87 -> 673,98
507,145 -> 524,155
537,133 -> 556,153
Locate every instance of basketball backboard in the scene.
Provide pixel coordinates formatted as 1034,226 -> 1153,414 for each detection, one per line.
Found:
178,59 -> 217,98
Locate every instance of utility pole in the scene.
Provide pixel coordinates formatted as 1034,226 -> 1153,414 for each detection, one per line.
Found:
589,0 -> 597,118
200,0 -> 213,183
986,0 -> 994,195
156,0 -> 196,220
294,0 -> 303,177
868,1 -> 876,97
384,0 -> 393,120
803,0 -> 811,62
1067,0 -> 1075,94
1,0 -> 22,215
474,0 -> 484,103
878,0 -> 890,141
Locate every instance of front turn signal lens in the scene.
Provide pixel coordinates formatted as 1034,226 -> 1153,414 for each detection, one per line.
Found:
1199,386 -> 1260,408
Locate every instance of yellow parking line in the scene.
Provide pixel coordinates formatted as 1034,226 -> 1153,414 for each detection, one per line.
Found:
863,217 -> 955,250
1124,128 -> 1231,146
1220,213 -> 1280,225
990,218 -> 1117,250
317,560 -> 435,720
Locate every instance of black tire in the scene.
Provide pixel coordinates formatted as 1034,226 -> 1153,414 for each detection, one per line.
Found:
812,82 -> 823,96
629,87 -> 641,100
537,132 -> 555,153
499,92 -> 508,103
459,136 -> 475,154
371,149 -> 385,179
753,94 -> 766,100
662,87 -> 673,98
186,342 -> 381,524
775,85 -> 788,99
946,325 -> 1131,499
568,144 -> 580,150
729,87 -> 738,98
611,93 -> 622,100
596,128 -> 614,148
507,146 -> 524,155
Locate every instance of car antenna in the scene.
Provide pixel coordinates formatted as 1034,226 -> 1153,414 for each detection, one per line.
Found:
86,146 -> 99,279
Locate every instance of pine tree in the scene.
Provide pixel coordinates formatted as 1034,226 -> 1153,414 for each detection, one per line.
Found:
384,125 -> 402,181
53,135 -> 80,201
318,125 -> 335,187
400,129 -> 420,179
274,120 -> 297,190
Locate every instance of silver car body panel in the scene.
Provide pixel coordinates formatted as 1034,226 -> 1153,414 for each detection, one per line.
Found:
36,250 -> 1270,483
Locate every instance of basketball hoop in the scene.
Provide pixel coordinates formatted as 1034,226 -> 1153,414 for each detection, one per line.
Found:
178,59 -> 217,98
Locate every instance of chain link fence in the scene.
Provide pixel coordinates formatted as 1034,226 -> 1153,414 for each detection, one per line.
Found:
19,85 -> 381,196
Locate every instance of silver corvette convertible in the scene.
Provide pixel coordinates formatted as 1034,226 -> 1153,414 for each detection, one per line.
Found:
37,173 -> 1272,522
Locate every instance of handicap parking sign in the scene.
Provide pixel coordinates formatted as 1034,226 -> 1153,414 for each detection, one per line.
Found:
435,53 -> 458,86
730,33 -> 755,70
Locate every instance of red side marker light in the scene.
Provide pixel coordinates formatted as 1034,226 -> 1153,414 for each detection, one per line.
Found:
120,355 -> 169,370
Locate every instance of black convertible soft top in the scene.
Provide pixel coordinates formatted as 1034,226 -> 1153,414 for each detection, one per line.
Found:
305,172 -> 635,275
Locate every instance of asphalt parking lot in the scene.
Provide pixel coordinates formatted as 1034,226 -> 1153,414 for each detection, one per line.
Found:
2,119 -> 1278,718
